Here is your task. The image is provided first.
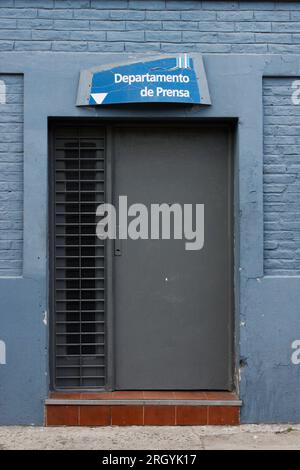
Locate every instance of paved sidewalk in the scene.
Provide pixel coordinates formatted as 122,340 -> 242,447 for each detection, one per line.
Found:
0,425 -> 299,450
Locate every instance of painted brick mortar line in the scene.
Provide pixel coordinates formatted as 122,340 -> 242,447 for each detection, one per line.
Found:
0,74 -> 23,276
0,2 -> 300,52
264,78 -> 300,276
1,1 -> 300,277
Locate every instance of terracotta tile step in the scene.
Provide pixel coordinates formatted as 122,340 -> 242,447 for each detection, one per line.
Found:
48,390 -> 240,403
45,404 -> 240,426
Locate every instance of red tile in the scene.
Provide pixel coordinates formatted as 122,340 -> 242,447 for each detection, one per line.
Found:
144,406 -> 175,425
205,391 -> 237,401
176,406 -> 208,425
79,406 -> 111,426
46,405 -> 79,426
174,391 -> 207,400
143,391 -> 176,399
80,392 -> 112,400
111,406 -> 144,425
49,392 -> 82,399
111,391 -> 144,399
208,406 -> 240,425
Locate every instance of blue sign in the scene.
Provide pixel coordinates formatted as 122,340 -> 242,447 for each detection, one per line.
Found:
77,55 -> 211,106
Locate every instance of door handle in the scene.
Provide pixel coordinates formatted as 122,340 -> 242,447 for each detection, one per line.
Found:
114,238 -> 122,256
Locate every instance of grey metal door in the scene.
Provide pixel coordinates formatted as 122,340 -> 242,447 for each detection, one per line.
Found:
113,125 -> 233,390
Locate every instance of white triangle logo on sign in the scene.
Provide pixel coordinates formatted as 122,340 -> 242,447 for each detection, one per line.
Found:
91,93 -> 108,104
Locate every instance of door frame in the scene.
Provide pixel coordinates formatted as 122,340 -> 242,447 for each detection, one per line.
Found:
49,118 -> 237,393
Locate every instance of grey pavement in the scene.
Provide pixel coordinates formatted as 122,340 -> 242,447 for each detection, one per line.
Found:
0,425 -> 300,450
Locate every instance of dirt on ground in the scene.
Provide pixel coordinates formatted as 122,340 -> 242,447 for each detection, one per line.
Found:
0,424 -> 299,450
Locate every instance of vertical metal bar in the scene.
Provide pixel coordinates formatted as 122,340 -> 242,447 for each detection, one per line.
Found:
105,126 -> 114,391
78,127 -> 82,387
227,125 -> 234,391
49,124 -> 56,390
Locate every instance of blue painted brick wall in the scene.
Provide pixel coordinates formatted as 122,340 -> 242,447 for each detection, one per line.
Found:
0,1 -> 299,53
1,0 -> 300,276
264,78 -> 300,275
0,75 -> 23,277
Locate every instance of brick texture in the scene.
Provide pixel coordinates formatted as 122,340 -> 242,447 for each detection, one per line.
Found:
0,1 -> 298,53
0,74 -> 23,277
1,1 -> 300,278
264,78 -> 300,275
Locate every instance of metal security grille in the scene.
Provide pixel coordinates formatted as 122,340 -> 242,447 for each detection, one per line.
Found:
52,126 -> 106,389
